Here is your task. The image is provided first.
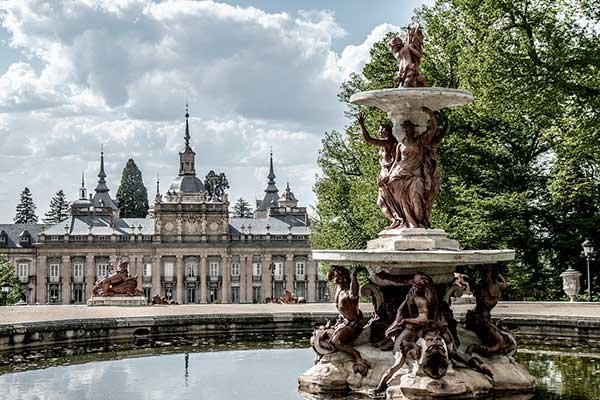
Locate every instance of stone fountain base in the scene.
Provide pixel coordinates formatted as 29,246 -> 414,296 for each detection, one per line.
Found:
299,329 -> 535,399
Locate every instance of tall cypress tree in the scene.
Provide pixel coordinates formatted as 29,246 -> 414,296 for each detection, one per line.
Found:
44,190 -> 70,223
116,159 -> 149,218
14,187 -> 38,224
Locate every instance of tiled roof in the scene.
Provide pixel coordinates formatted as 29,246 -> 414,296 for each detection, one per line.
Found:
0,224 -> 45,248
43,216 -> 155,236
229,217 -> 309,235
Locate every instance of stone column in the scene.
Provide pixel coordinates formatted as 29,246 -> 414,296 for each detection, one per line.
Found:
176,254 -> 184,303
152,255 -> 162,296
221,255 -> 231,304
132,255 -> 142,290
285,253 -> 294,292
200,255 -> 207,303
36,256 -> 47,304
61,256 -> 71,304
307,256 -> 317,303
261,254 -> 272,302
239,255 -> 248,303
85,255 -> 94,299
246,256 -> 253,302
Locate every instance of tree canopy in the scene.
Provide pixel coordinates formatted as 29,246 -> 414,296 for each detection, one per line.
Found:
311,0 -> 600,300
233,197 -> 253,218
0,257 -> 23,305
14,187 -> 38,224
116,159 -> 149,218
204,170 -> 230,200
44,190 -> 70,224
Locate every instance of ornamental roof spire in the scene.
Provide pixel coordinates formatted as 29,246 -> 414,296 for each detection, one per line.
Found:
79,171 -> 87,200
177,103 -> 198,178
184,102 -> 191,150
267,147 -> 276,185
96,145 -> 108,193
256,149 -> 280,212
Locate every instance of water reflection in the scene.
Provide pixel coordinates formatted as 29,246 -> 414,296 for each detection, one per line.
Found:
0,343 -> 598,400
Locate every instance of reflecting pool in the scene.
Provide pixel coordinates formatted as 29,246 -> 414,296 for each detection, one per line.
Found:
0,341 -> 598,400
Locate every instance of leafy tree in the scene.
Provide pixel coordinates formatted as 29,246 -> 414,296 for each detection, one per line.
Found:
0,257 -> 22,305
43,190 -> 70,223
233,197 -> 253,218
116,159 -> 149,218
312,0 -> 600,300
204,170 -> 230,200
14,187 -> 38,224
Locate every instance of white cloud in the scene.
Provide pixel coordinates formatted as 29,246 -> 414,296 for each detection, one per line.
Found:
0,62 -> 65,111
323,23 -> 400,81
0,0 -> 405,222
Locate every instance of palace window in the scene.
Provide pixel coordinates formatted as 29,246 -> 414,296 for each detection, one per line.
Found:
231,286 -> 240,303
18,263 -> 28,278
209,261 -> 219,277
97,263 -> 109,278
231,262 -> 240,276
49,263 -> 60,278
252,262 -> 261,276
295,260 -> 305,277
164,262 -> 174,278
143,263 -> 152,277
187,287 -> 197,304
73,286 -> 84,304
186,261 -> 198,278
73,263 -> 84,278
273,261 -> 283,278
252,286 -> 261,303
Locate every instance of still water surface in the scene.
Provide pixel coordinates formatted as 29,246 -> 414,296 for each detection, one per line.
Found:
0,342 -> 598,400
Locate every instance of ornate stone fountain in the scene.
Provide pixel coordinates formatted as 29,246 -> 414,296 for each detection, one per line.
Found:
298,26 -> 536,399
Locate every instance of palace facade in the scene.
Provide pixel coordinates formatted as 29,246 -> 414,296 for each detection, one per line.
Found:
0,111 -> 328,304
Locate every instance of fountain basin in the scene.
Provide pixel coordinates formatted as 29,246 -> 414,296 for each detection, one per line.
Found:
312,248 -> 515,268
350,87 -> 474,135
350,87 -> 473,113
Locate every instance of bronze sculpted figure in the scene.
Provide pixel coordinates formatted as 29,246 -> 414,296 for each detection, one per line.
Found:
465,266 -> 516,357
359,107 -> 449,229
372,273 -> 442,395
310,266 -> 370,375
359,114 -> 403,228
390,25 -> 427,88
92,260 -> 143,297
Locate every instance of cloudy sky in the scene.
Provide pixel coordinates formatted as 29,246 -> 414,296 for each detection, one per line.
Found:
0,0 -> 432,223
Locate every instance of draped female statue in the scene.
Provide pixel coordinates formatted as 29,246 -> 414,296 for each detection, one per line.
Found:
359,107 -> 449,229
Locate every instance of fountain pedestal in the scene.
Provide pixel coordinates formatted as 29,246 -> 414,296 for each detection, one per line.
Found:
299,29 -> 536,396
299,228 -> 536,399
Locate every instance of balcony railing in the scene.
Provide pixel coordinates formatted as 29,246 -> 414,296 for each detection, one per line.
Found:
207,275 -> 222,284
273,274 -> 284,282
252,274 -> 262,282
143,275 -> 152,282
162,275 -> 175,283
18,276 -> 29,283
186,275 -> 199,282
231,275 -> 240,282
47,276 -> 60,283
72,275 -> 84,283
295,274 -> 307,282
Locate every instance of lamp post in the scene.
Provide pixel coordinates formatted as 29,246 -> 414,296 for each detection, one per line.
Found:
1,282 -> 10,306
582,239 -> 596,302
